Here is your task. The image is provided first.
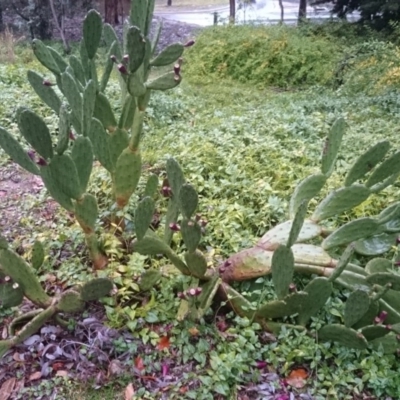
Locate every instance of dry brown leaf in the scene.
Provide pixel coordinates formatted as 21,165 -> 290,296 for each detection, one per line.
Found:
0,377 -> 16,400
286,368 -> 308,389
28,371 -> 42,381
55,371 -> 69,378
124,383 -> 135,400
1,326 -> 8,340
188,327 -> 199,336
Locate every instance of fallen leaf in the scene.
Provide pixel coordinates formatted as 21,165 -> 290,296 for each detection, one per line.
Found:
134,356 -> 144,371
29,371 -> 42,381
286,368 -> 308,389
157,336 -> 170,351
124,383 -> 135,400
55,370 -> 69,377
0,377 -> 16,400
108,359 -> 124,376
1,326 -> 7,340
188,327 -> 199,336
179,386 -> 188,394
52,362 -> 64,371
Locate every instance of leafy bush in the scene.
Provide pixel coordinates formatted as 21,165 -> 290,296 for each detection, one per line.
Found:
184,24 -> 341,88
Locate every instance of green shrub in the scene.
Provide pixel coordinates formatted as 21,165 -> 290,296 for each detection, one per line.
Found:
184,24 -> 341,88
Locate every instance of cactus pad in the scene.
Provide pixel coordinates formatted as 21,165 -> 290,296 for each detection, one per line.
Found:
0,280 -> 24,308
144,174 -> 159,198
318,324 -> 368,349
0,127 -> 40,175
361,325 -> 390,341
289,173 -> 326,218
150,43 -> 184,67
271,245 -> 294,300
354,232 -> 397,256
184,250 -> 207,278
365,258 -> 392,275
80,278 -> 113,301
370,334 -> 399,354
71,137 -> 93,194
322,218 -> 379,250
94,93 -> 118,132
83,10 -> 103,59
146,72 -> 181,91
219,282 -> 255,319
181,220 -> 201,253
135,196 -> 155,241
57,290 -> 85,313
74,193 -> 98,234
179,183 -> 198,220
127,27 -> 146,73
255,292 -> 308,319
31,241 -> 45,270
367,273 -> 400,291
88,118 -> 113,172
344,290 -> 370,327
287,200 -> 308,248
292,244 -> 335,267
366,150 -> 400,188
32,39 -> 61,75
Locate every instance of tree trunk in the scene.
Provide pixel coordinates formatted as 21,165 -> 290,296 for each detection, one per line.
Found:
229,0 -> 235,23
104,0 -> 119,24
167,0 -> 172,6
278,0 -> 284,23
49,0 -> 70,53
298,0 -> 307,23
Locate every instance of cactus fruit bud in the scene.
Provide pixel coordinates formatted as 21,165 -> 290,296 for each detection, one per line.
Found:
118,64 -> 128,74
42,79 -> 55,86
37,157 -> 47,166
188,288 -> 197,296
195,287 -> 202,296
289,283 -> 297,292
169,223 -> 180,232
386,325 -> 392,330
174,74 -> 180,82
256,361 -> 267,369
177,292 -> 186,299
199,219 -> 208,227
161,186 -> 172,197
174,63 -> 180,76
110,55 -> 117,63
12,282 -> 19,289
184,40 -> 195,47
375,311 -> 388,324
122,54 -> 129,64
27,150 -> 36,161
69,131 -> 76,140
4,276 -> 10,282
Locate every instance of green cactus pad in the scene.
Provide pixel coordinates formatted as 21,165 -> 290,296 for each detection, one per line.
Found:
219,282 -> 255,319
197,276 -> 221,318
114,149 -> 142,208
164,199 -> 180,245
366,258 -> 392,275
297,277 -> 332,326
354,232 -> 397,256
271,245 -> 294,300
139,269 -> 162,291
366,150 -> 400,188
321,218 -> 379,250
321,118 -> 346,177
61,72 -> 83,122
181,219 -> 201,253
109,128 -> 130,168
130,0 -> 147,31
367,273 -> 400,291
255,292 -> 308,319
31,241 -> 44,270
74,193 -> 98,233
27,70 -> 62,114
370,334 -> 399,354
94,93 -> 118,132
128,73 -> 147,97
0,248 -> 51,307
0,236 -> 8,250
184,250 -> 207,278
344,140 -> 391,186
71,137 -> 93,194
287,200 -> 308,248
100,41 -> 119,93
318,324 -> 368,349
119,95 -> 137,130
0,127 -> 40,175
82,80 -> 97,135
135,196 -> 155,241
47,47 -> 68,73
70,110 -> 82,135
344,290 -> 370,327
370,171 -> 400,194
79,39 -> 91,80
103,24 -> 122,60
292,244 -> 335,267
353,301 -> 379,329
166,157 -> 185,198
179,183 -> 198,220
40,165 -> 74,211
257,219 -> 322,251
328,245 -> 355,283
144,174 -> 159,198
150,43 -> 184,67
44,154 -> 82,200
88,118 -> 113,172
18,109 -> 53,161
69,55 -> 86,86
378,203 -> 400,232
146,71 -> 181,91
81,278 -> 113,301
32,39 -> 60,75
289,174 -> 326,218
0,281 -> 24,308
126,27 -> 146,73
57,290 -> 85,313
56,104 -> 70,156
361,325 -> 390,341
83,10 -> 103,59
311,185 -> 370,222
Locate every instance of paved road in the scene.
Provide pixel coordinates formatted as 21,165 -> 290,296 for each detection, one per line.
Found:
155,1 -> 359,26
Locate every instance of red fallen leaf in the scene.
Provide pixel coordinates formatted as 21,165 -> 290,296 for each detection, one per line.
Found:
179,386 -> 188,394
0,377 -> 16,400
157,336 -> 170,351
124,383 -> 135,400
52,362 -> 64,371
134,356 -> 144,371
286,368 -> 308,389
